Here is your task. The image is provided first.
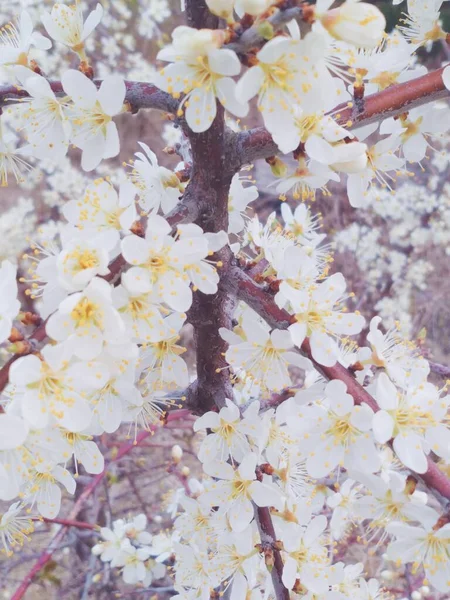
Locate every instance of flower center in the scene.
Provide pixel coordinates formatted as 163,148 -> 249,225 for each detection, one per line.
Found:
71,297 -> 102,329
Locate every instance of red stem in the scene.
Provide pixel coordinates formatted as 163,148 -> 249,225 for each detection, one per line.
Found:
36,517 -> 98,530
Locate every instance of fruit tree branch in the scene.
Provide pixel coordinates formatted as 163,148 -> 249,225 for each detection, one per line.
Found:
235,66 -> 450,164
0,80 -> 179,114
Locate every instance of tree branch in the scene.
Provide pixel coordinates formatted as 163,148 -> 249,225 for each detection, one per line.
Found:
0,80 -> 178,114
232,266 -> 450,502
255,507 -> 290,600
429,361 -> 450,379
235,66 -> 450,164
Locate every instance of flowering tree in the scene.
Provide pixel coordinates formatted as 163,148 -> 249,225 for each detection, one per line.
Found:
1,0 -> 450,598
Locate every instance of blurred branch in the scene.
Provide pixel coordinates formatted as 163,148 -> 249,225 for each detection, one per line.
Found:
429,361 -> 450,378
236,66 -> 450,164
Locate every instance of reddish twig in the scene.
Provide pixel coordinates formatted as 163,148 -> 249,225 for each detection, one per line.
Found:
36,518 -> 98,531
10,409 -> 191,600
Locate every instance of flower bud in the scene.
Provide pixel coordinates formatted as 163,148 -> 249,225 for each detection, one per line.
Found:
411,592 -> 422,600
237,0 -> 270,17
320,2 -> 386,49
171,444 -> 183,464
205,0 -> 235,22
266,156 -> 288,178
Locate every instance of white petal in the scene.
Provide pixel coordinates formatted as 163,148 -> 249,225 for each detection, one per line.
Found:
98,76 -> 126,116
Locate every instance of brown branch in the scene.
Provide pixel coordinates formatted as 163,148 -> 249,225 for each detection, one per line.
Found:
255,507 -> 290,600
181,1 -> 238,415
235,66 -> 450,164
232,266 -> 450,502
0,80 -> 178,114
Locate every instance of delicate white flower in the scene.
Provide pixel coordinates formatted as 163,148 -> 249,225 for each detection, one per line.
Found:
42,2 -> 103,58
276,157 -> 339,202
56,237 -> 111,292
9,343 -> 108,431
15,72 -> 71,161
0,502 -> 34,556
398,0 -> 446,47
112,284 -> 169,344
0,126 -> 34,187
62,178 -> 137,241
177,223 -> 226,295
92,520 -> 128,566
0,260 -> 20,344
153,26 -> 247,132
128,142 -> 184,214
285,379 -> 380,477
201,453 -> 284,532
174,541 -> 221,590
387,519 -> 450,592
380,105 -> 450,163
235,35 -> 303,149
194,398 -> 259,464
282,516 -> 329,592
124,514 -> 153,545
46,277 -> 128,360
327,478 -> 362,539
116,542 -> 152,584
121,215 -> 211,312
346,129 -> 405,208
139,312 -> 189,390
370,373 -> 450,473
62,70 -> 126,171
88,355 -> 137,434
286,272 -> 365,367
0,11 -> 51,67
25,464 -> 76,519
353,471 -> 439,538
63,429 -> 105,475
366,316 -> 429,388
221,314 -> 311,392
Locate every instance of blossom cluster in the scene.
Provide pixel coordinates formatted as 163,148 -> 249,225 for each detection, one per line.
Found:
92,513 -> 168,586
